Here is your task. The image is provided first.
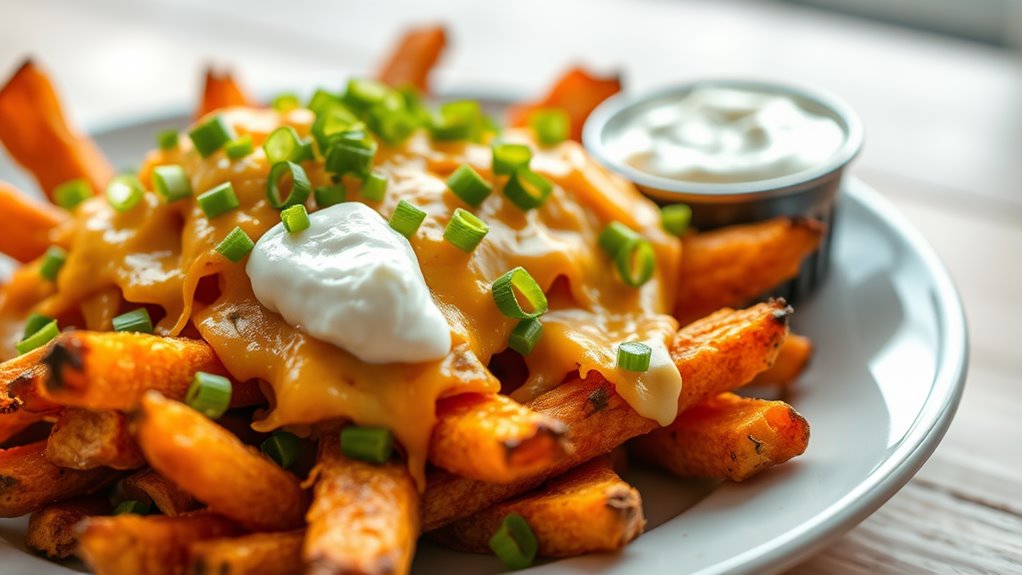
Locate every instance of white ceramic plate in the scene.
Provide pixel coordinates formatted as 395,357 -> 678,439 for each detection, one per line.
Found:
0,115 -> 968,575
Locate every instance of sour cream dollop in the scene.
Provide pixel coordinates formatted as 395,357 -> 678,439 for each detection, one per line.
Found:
246,202 -> 452,364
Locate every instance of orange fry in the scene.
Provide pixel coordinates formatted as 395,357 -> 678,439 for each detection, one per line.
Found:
26,495 -> 110,558
0,182 -> 67,263
121,468 -> 201,517
376,25 -> 447,94
507,67 -> 621,141
751,333 -> 813,387
196,67 -> 256,120
189,531 -> 305,575
45,408 -> 144,470
0,440 -> 119,517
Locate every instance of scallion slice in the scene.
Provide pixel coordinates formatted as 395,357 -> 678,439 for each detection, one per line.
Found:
224,135 -> 254,160
15,319 -> 58,355
23,313 -> 53,339
491,267 -> 548,320
492,143 -> 532,175
508,318 -> 543,356
112,308 -> 154,334
617,341 -> 652,372
598,221 -> 641,256
311,107 -> 362,153
342,78 -> 390,112
488,513 -> 538,570
447,164 -> 492,207
340,426 -> 394,464
314,184 -> 346,208
307,89 -> 342,116
263,126 -> 311,164
530,108 -> 570,146
389,200 -> 426,238
430,101 -> 484,142
503,167 -> 552,211
157,130 -> 179,151
280,204 -> 310,234
360,170 -> 388,201
39,246 -> 67,282
185,371 -> 233,419
105,174 -> 145,212
188,115 -> 236,158
661,204 -> 692,237
151,165 -> 193,203
267,161 -> 312,209
271,92 -> 301,112
215,226 -> 254,263
113,500 -> 152,516
324,135 -> 377,177
367,105 -> 418,146
53,179 -> 92,210
197,182 -> 240,218
443,208 -> 489,252
260,430 -> 302,469
614,238 -> 656,287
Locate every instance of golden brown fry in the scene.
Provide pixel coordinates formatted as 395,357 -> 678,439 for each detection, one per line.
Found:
432,457 -> 643,557
134,392 -> 307,532
376,25 -> 447,94
507,67 -> 622,142
197,67 -> 255,120
0,440 -> 119,517
0,182 -> 68,263
39,331 -> 229,410
430,393 -> 570,484
751,333 -> 813,387
189,530 -> 304,575
631,393 -> 810,481
78,511 -> 243,575
675,218 -> 823,325
305,432 -> 419,575
25,495 -> 110,558
122,468 -> 200,517
46,408 -> 144,470
0,60 -> 114,198
421,300 -> 791,530
0,408 -> 42,445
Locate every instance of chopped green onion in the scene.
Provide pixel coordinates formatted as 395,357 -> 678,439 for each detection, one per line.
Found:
280,204 -> 310,233
271,92 -> 301,112
263,126 -> 311,164
389,200 -> 426,238
311,107 -> 362,153
614,238 -> 656,287
112,308 -> 154,334
260,431 -> 302,469
342,78 -> 391,112
443,208 -> 489,252
488,513 -> 538,570
492,143 -> 532,175
53,179 -> 93,210
185,371 -> 233,419
617,341 -> 652,372
307,89 -> 343,116
188,115 -> 236,157
157,130 -> 179,151
530,108 -> 570,146
503,167 -> 553,211
224,135 -> 254,159
340,426 -> 393,464
15,319 -> 58,355
267,161 -> 312,209
113,500 -> 152,516
314,184 -> 347,208
197,182 -> 240,218
105,174 -> 145,213
367,105 -> 418,145
661,204 -> 692,237
324,135 -> 377,177
508,318 -> 543,356
598,221 -> 641,256
39,246 -> 67,282
360,170 -> 388,201
446,164 -> 492,207
151,165 -> 193,203
430,101 -> 484,142
215,226 -> 254,263
23,313 -> 53,339
491,267 -> 548,320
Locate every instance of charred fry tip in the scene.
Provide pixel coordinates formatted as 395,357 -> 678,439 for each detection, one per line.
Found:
788,215 -> 827,234
11,57 -> 35,78
41,337 -> 84,391
766,299 -> 794,325
0,474 -> 20,492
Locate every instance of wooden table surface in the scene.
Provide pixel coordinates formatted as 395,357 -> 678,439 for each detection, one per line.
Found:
2,0 -> 1021,572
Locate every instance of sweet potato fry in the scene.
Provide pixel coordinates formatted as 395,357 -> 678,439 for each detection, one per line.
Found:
46,408 -> 144,470
122,468 -> 200,517
376,25 -> 447,94
0,182 -> 67,263
632,393 -> 810,481
39,331 -> 229,411
134,392 -> 307,531
675,218 -> 823,325
0,440 -> 119,517
0,60 -> 114,198
432,457 -> 643,557
189,530 -> 304,575
430,393 -> 570,484
305,432 -> 419,575
25,495 -> 110,558
421,300 -> 791,530
197,67 -> 255,120
507,67 -> 622,142
751,333 -> 813,387
78,511 -> 243,575
0,408 -> 43,445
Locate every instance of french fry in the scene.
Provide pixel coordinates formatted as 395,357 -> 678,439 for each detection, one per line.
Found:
421,300 -> 791,530
430,393 -> 570,484
376,25 -> 447,94
751,333 -> 813,387
25,495 -> 110,558
39,331 -> 229,410
77,511 -> 243,575
507,67 -> 622,142
0,408 -> 42,445
134,392 -> 307,532
0,440 -> 119,517
122,468 -> 200,517
46,408 -> 144,470
305,432 -> 419,575
675,218 -> 823,325
431,457 -> 643,557
630,393 -> 810,482
197,67 -> 255,120
0,60 -> 114,198
189,530 -> 304,575
0,182 -> 68,263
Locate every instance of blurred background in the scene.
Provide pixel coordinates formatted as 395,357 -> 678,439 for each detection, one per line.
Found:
2,0 -> 1020,572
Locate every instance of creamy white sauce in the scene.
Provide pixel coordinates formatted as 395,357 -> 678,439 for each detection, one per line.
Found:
246,202 -> 452,364
613,339 -> 684,426
613,87 -> 845,183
